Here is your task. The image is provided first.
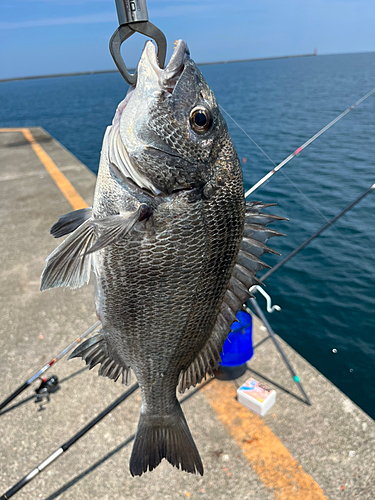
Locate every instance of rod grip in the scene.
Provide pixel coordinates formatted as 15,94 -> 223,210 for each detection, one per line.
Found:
0,381 -> 30,412
0,474 -> 33,499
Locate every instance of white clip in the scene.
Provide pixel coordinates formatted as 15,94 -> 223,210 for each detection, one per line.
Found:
253,286 -> 281,313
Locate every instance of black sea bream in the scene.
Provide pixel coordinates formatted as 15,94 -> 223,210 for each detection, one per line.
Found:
41,40 -> 283,476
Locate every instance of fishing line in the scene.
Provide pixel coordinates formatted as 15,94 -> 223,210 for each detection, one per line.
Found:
259,182 -> 375,282
281,164 -> 373,271
276,169 -> 369,266
220,90 -> 375,266
243,86 -> 375,197
221,103 -> 356,255
221,86 -> 375,196
219,104 -> 276,167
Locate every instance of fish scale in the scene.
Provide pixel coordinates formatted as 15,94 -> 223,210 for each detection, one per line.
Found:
179,168 -> 245,368
41,39 -> 283,477
102,201 -> 204,346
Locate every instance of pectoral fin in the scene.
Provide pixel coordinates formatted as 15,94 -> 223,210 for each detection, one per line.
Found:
41,220 -> 95,291
50,208 -> 93,238
85,204 -> 151,255
41,204 -> 152,291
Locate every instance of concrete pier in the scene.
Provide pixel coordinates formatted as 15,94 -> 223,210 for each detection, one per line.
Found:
0,127 -> 374,500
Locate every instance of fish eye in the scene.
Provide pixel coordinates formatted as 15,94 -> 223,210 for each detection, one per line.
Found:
189,106 -> 213,135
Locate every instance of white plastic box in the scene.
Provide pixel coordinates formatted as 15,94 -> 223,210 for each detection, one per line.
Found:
237,377 -> 276,416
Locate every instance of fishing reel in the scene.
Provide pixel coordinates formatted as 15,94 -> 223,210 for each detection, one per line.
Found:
34,375 -> 60,411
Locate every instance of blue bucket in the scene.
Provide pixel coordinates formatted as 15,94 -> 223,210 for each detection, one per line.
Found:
219,310 -> 253,367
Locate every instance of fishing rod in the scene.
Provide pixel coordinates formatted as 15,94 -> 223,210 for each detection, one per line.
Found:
260,181 -> 375,282
247,297 -> 312,405
246,181 -> 375,403
240,86 -> 375,197
0,0 -> 163,418
3,186 -> 373,498
0,383 -> 139,500
0,376 -> 214,500
0,321 -> 101,413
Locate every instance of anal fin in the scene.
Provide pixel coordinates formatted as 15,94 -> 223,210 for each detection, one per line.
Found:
69,333 -> 131,385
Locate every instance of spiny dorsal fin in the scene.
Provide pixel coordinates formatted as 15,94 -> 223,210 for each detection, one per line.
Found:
241,237 -> 280,258
246,201 -> 277,211
244,224 -> 285,243
178,201 -> 284,393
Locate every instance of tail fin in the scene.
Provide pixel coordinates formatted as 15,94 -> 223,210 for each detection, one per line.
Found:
130,405 -> 203,477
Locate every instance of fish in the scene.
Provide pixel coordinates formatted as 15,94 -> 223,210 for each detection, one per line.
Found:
40,39 -> 284,476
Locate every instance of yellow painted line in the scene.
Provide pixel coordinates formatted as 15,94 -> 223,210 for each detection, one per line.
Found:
0,128 -> 26,132
0,127 -> 88,210
0,126 -> 324,497
203,380 -> 328,500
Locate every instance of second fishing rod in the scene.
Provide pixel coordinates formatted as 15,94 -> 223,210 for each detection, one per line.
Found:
2,180 -> 374,499
2,178 -> 373,415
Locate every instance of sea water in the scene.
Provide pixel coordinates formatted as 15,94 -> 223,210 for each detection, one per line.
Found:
1,52 -> 374,417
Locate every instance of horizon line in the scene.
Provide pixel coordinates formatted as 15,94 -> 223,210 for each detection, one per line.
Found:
1,50 -> 373,83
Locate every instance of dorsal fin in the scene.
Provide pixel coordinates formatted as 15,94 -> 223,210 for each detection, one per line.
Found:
178,201 -> 285,393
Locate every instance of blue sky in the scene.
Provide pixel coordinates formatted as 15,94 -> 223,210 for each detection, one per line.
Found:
1,0 -> 374,79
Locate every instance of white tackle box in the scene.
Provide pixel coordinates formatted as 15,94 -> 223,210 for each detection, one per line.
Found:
237,377 -> 276,416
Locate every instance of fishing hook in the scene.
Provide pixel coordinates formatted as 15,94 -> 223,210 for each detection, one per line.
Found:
253,285 -> 281,313
110,0 -> 167,85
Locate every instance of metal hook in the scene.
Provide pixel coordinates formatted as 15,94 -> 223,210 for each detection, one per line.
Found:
253,286 -> 281,313
109,0 -> 167,85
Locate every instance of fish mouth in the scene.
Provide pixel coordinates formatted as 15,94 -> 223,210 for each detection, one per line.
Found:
118,40 -> 189,119
143,39 -> 190,94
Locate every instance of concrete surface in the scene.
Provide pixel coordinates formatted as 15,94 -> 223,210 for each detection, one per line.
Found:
0,128 -> 374,500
